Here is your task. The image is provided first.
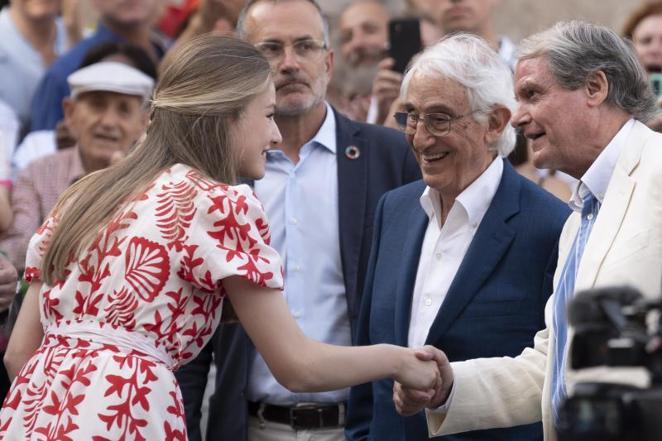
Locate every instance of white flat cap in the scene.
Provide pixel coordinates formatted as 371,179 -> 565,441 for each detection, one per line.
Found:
68,61 -> 154,101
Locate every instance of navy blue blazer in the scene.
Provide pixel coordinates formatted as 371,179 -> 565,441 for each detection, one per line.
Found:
176,109 -> 421,441
346,161 -> 570,441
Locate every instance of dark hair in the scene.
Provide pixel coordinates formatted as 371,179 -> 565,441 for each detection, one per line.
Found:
79,42 -> 158,80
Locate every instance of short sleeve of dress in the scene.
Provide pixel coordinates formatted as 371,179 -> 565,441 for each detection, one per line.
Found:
180,183 -> 284,292
23,214 -> 59,283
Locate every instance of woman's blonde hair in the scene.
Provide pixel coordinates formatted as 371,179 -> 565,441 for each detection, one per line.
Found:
41,35 -> 272,284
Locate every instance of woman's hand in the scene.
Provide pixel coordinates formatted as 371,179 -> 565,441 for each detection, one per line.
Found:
393,346 -> 454,416
394,346 -> 441,392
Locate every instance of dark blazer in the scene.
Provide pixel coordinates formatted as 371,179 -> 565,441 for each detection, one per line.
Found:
345,161 -> 570,441
176,109 -> 421,441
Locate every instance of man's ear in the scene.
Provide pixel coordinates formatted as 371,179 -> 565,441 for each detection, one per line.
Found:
325,48 -> 334,80
485,106 -> 511,145
585,70 -> 609,107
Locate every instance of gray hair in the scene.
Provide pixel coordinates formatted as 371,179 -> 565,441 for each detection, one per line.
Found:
518,20 -> 657,122
236,0 -> 330,47
401,33 -> 517,157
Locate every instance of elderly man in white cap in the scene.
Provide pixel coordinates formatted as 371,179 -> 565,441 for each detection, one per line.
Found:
0,61 -> 153,271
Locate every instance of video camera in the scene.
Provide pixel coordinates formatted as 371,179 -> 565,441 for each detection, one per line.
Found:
556,286 -> 662,441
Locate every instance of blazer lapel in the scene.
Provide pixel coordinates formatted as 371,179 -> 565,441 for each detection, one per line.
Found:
335,111 -> 368,314
575,121 -> 647,289
394,204 -> 428,346
425,162 -> 519,345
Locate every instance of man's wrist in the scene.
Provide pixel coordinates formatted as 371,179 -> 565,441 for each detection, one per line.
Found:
428,381 -> 455,414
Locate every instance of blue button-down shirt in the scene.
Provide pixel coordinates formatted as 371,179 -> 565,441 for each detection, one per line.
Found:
247,104 -> 352,405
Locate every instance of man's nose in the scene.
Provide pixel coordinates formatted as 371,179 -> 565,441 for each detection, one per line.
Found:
411,123 -> 435,150
99,109 -> 120,126
278,46 -> 302,72
510,106 -> 530,129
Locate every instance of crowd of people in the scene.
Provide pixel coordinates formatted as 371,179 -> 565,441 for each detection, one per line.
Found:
0,0 -> 661,440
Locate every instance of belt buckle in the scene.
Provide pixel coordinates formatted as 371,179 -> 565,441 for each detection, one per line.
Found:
289,404 -> 324,430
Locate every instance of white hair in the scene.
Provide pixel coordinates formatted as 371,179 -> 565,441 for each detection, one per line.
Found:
401,33 -> 517,157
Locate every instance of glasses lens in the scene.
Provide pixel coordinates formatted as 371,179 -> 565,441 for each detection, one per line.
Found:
294,40 -> 325,59
427,114 -> 451,136
394,112 -> 408,128
256,42 -> 282,59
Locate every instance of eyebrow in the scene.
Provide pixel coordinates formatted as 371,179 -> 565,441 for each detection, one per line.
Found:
403,102 -> 455,114
515,79 -> 543,95
261,35 -> 320,44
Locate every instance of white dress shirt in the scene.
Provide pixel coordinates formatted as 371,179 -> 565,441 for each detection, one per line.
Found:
408,157 -> 503,348
430,118 -> 636,416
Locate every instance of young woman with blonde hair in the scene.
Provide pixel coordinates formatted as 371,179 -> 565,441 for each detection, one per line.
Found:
0,35 -> 442,439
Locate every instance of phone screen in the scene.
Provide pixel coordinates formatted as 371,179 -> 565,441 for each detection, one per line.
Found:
388,18 -> 423,73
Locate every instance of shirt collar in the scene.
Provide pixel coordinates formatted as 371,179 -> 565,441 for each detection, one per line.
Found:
569,118 -> 634,212
419,156 -> 503,228
309,102 -> 336,154
266,102 -> 336,161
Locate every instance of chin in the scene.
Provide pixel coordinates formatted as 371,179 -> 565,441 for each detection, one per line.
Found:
241,169 -> 265,181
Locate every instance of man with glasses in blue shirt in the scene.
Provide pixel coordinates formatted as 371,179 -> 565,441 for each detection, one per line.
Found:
345,33 -> 569,441
175,1 -> 421,440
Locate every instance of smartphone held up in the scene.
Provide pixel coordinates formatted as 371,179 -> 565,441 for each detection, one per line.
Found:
388,18 -> 423,73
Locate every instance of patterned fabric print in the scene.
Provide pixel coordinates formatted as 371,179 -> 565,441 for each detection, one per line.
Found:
0,164 -> 283,440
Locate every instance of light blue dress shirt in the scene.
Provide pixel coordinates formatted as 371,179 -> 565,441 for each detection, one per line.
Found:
247,104 -> 352,405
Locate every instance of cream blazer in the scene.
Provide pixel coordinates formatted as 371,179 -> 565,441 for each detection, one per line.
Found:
427,120 -> 662,440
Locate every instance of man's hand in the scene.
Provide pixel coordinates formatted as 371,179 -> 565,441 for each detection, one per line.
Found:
371,58 -> 404,125
0,254 -> 18,312
393,346 -> 453,416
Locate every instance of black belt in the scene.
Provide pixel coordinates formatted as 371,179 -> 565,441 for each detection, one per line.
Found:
248,401 -> 345,430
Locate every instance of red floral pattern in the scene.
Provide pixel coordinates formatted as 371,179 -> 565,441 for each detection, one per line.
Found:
0,164 -> 283,440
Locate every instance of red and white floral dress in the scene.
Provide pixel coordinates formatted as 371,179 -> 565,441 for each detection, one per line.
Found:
0,164 -> 283,441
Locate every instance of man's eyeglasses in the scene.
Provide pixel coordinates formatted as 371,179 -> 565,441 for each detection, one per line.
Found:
255,39 -> 327,62
394,110 -> 481,137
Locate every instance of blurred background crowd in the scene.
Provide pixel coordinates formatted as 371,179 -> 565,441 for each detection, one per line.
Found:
1,0 -> 662,425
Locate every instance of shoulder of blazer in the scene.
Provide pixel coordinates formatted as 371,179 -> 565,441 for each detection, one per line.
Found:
380,179 -> 426,210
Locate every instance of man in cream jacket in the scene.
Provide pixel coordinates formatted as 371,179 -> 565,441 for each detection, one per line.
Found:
393,20 -> 662,441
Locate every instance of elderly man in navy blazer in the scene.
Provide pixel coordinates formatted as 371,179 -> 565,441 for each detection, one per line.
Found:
346,34 -> 569,441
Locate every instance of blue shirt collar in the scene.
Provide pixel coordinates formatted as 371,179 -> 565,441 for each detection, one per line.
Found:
267,102 -> 336,161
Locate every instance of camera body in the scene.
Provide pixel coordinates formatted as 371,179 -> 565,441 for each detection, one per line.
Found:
556,286 -> 662,441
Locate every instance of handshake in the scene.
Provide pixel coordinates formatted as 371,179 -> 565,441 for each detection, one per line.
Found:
394,346 -> 454,416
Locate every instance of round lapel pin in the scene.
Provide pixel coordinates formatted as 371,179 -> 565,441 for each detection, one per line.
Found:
345,145 -> 361,160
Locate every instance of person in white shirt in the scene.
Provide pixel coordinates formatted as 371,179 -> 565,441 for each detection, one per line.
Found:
346,33 -> 570,441
393,20 -> 662,441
